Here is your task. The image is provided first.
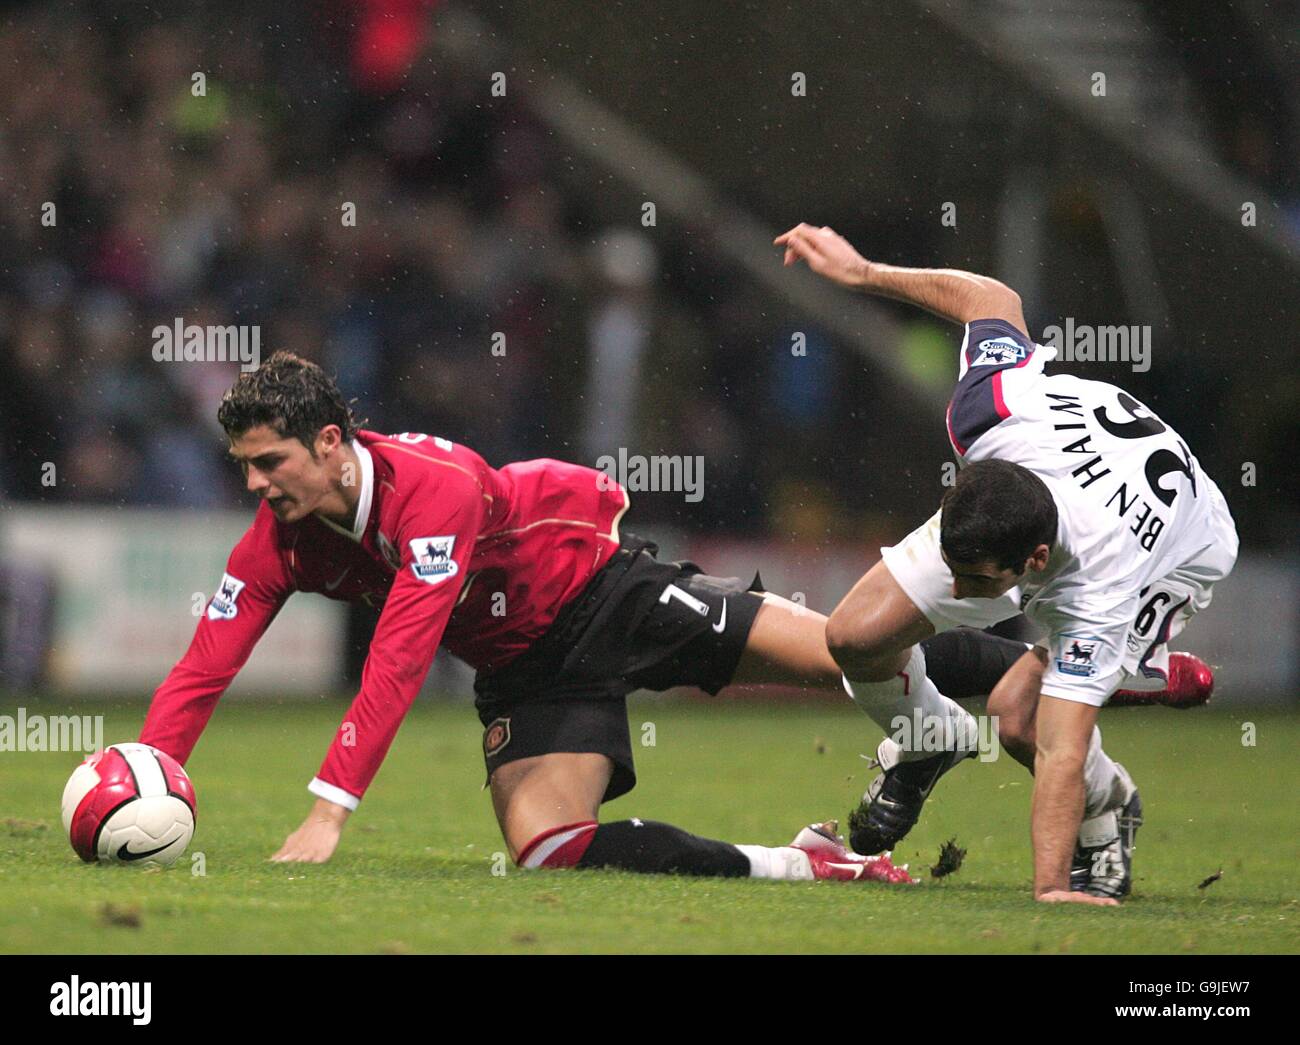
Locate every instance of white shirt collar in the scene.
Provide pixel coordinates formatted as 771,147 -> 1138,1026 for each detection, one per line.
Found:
316,441 -> 374,543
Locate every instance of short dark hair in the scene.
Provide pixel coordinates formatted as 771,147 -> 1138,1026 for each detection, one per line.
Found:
217,351 -> 360,451
940,459 -> 1058,572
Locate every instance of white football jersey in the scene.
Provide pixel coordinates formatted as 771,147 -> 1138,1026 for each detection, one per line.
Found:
945,318 -> 1238,702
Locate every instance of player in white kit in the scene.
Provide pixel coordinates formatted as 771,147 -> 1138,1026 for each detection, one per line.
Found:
775,223 -> 1238,904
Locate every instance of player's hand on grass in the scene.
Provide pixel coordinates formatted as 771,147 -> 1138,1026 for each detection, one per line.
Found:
1036,889 -> 1120,907
774,223 -> 872,289
270,797 -> 350,863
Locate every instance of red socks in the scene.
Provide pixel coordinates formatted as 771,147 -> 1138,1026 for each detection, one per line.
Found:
516,820 -> 598,868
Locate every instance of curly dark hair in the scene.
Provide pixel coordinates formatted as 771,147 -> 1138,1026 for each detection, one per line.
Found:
217,351 -> 361,452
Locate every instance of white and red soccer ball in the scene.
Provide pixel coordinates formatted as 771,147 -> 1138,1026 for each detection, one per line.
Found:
61,743 -> 196,866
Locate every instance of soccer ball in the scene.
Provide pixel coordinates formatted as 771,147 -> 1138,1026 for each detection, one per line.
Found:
61,742 -> 196,866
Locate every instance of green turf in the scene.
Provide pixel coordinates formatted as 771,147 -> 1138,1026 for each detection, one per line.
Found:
1,697 -> 1297,954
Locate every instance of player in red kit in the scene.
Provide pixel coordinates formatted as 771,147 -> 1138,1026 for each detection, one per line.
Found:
140,352 -> 1192,882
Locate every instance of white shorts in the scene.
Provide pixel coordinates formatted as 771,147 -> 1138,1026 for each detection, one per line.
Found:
880,505 -> 1237,704
1102,540 -> 1235,693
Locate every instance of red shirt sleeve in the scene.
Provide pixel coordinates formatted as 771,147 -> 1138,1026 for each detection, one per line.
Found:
309,470 -> 487,808
139,508 -> 293,763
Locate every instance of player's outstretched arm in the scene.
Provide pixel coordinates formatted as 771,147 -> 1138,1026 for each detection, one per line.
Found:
774,223 -> 1027,334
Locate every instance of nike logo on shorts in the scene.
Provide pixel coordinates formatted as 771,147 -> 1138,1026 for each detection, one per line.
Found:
712,599 -> 728,633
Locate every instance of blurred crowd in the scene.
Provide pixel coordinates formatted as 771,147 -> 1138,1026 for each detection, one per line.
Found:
0,2 -> 1292,548
0,2 -> 908,539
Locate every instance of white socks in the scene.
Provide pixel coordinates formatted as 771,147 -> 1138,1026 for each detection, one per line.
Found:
840,644 -> 1134,846
1077,728 -> 1136,846
841,644 -> 977,761
1078,810 -> 1119,848
735,844 -> 814,880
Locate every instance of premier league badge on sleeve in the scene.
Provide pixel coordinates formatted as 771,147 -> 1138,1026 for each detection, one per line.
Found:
972,337 -> 1028,367
409,536 -> 459,585
1056,634 -> 1102,677
207,573 -> 246,621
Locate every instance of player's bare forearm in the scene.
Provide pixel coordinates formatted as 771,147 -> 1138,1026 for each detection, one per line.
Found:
863,262 -> 1027,331
1031,748 -> 1085,893
773,223 -> 1027,332
1032,696 -> 1117,905
270,796 -> 351,863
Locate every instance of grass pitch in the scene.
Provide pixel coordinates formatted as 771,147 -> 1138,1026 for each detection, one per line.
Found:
1,696 -> 1297,954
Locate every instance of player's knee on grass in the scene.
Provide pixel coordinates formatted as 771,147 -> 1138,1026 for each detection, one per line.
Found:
515,821 -> 600,868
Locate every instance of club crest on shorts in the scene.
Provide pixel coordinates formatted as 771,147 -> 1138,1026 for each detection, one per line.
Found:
408,536 -> 458,584
483,717 -> 511,757
207,573 -> 245,621
1056,634 -> 1102,677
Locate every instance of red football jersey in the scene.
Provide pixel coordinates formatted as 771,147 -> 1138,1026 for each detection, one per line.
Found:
139,430 -> 628,809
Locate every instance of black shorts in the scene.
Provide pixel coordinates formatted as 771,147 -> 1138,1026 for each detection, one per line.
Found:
474,535 -> 765,803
